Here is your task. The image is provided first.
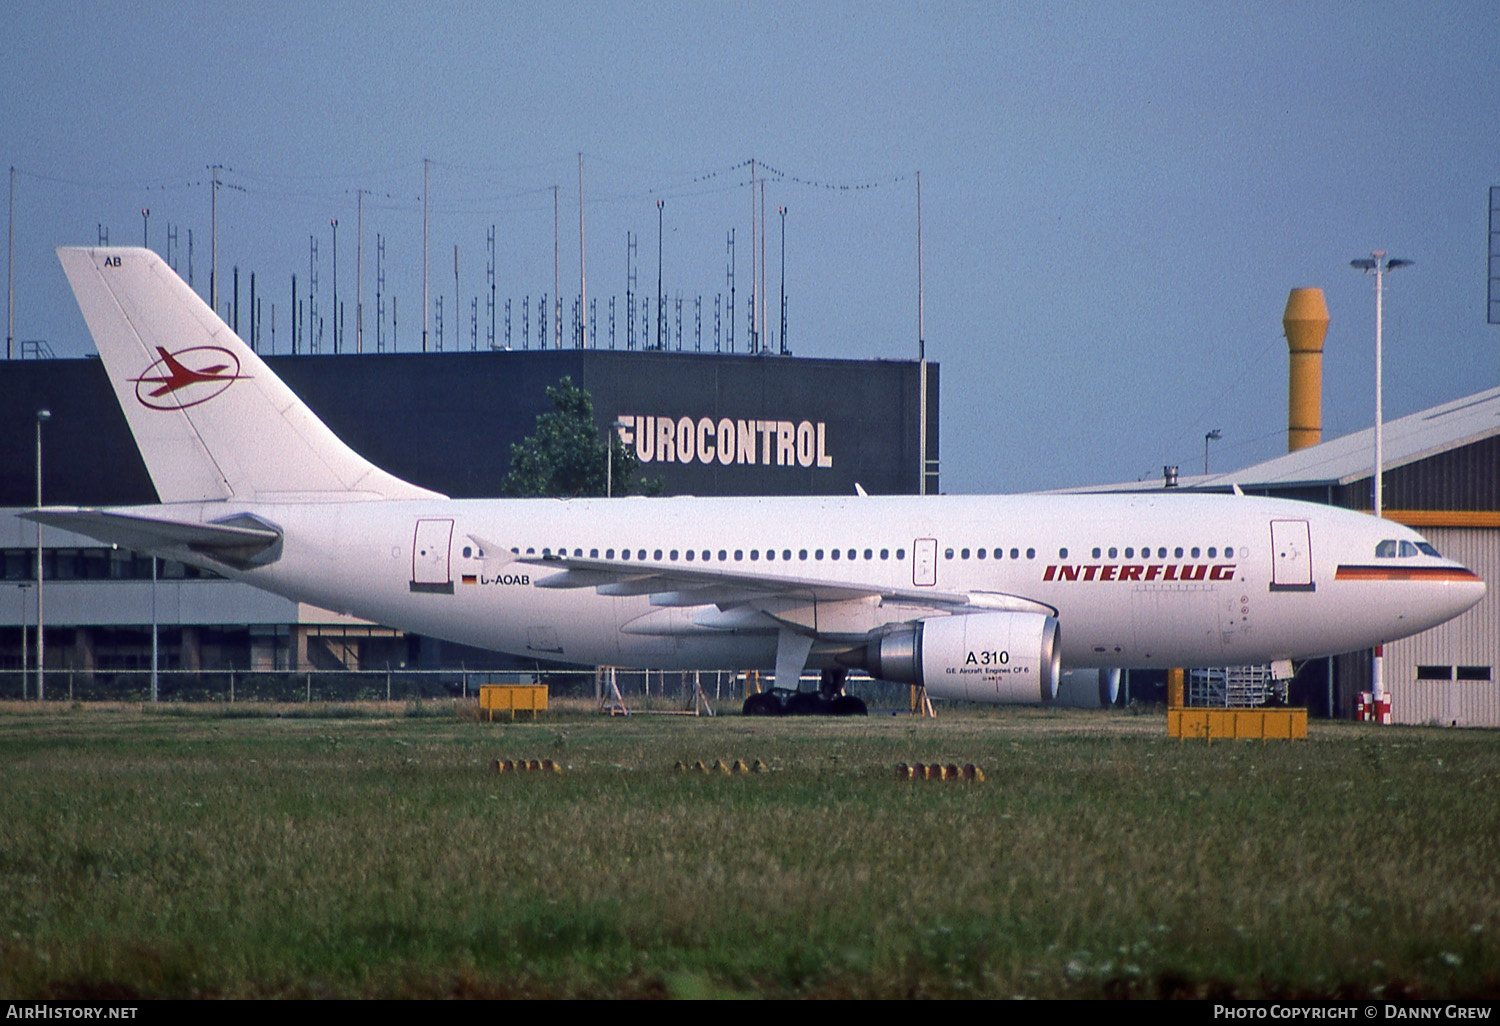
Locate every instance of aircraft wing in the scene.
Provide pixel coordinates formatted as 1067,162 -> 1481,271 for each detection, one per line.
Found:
470,534 -> 1056,639
22,507 -> 283,570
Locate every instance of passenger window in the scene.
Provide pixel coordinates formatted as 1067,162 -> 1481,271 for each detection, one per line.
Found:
896,549 -> 906,560
718,550 -> 727,561
621,550 -> 630,560
815,549 -> 824,560
1208,547 -> 1217,559
976,548 -> 986,559
670,550 -> 679,561
1124,547 -> 1134,558
766,550 -> 775,561
734,550 -> 743,560
848,549 -> 856,560
654,549 -> 663,561
863,549 -> 872,560
785,550 -> 793,561
462,546 -> 472,558
1107,547 -> 1117,559
1174,547 -> 1183,558
1157,547 -> 1167,559
1026,548 -> 1035,559
799,550 -> 808,560
961,548 -> 970,559
1190,547 -> 1200,558
1223,547 -> 1233,558
606,549 -> 615,559
751,550 -> 760,561
831,549 -> 841,560
638,549 -> 647,560
1010,548 -> 1020,560
684,550 -> 694,561
1092,548 -> 1101,559
880,548 -> 889,560
1059,548 -> 1068,559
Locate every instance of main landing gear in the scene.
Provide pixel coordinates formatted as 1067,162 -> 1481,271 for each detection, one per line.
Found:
741,668 -> 868,717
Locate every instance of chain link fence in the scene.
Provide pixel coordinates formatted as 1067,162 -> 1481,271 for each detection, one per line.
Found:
0,666 -> 914,709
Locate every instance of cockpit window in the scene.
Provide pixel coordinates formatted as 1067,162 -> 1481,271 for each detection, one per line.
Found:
1399,541 -> 1420,558
1417,542 -> 1441,557
1375,539 -> 1398,558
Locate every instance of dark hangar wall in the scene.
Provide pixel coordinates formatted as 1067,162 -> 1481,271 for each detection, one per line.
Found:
0,351 -> 936,505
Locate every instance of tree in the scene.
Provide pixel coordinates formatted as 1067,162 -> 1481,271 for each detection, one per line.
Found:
500,377 -> 655,497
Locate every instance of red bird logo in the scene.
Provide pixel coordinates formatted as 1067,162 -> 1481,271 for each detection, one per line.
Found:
132,346 -> 249,409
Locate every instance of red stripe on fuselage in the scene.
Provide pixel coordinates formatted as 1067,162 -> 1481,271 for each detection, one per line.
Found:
1335,565 -> 1481,582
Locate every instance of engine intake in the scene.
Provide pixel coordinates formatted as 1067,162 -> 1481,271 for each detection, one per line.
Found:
859,611 -> 1060,704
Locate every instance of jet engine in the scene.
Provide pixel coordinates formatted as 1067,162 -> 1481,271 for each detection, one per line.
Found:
859,611 -> 1060,703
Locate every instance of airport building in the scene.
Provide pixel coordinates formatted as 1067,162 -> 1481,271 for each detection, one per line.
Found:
1067,388 -> 1500,726
1227,388 -> 1500,727
0,349 -> 937,686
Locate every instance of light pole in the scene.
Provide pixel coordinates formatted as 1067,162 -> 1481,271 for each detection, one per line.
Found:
35,408 -> 48,701
655,199 -> 664,351
1204,429 -> 1221,475
330,218 -> 339,353
778,206 -> 787,355
141,208 -> 150,249
1350,250 -> 1412,720
16,582 -> 29,700
1350,251 -> 1412,522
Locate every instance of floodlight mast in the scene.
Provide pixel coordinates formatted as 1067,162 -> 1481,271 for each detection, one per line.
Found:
1350,250 -> 1412,719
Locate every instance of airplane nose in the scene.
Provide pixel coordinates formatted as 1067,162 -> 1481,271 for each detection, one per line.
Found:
1454,571 -> 1486,616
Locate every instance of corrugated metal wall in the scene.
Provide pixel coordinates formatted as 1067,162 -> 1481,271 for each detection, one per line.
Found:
1386,527 -> 1500,726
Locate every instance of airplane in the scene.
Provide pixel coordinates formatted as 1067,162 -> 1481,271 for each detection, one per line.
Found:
24,247 -> 1486,715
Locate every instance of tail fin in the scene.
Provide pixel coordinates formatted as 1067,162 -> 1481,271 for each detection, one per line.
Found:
57,247 -> 443,503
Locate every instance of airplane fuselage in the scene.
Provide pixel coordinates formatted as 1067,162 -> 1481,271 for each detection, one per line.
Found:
143,491 -> 1482,673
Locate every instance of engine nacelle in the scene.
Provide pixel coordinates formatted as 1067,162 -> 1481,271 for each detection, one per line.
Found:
862,611 -> 1061,704
864,612 -> 1062,702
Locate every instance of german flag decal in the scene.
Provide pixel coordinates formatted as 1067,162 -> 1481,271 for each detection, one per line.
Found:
1335,565 -> 1482,582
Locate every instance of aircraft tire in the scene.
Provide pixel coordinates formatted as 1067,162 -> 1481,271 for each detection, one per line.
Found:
784,691 -> 827,716
829,695 -> 868,716
742,691 -> 783,717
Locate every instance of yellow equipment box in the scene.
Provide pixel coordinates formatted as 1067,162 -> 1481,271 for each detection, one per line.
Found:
479,684 -> 549,721
1168,707 -> 1307,741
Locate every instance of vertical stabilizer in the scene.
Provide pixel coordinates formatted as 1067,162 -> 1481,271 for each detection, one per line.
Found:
57,247 -> 443,503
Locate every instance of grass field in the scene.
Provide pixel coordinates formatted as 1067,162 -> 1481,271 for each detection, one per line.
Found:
0,699 -> 1496,999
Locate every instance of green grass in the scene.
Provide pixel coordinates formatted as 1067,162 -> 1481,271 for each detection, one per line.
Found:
0,700 -> 1496,998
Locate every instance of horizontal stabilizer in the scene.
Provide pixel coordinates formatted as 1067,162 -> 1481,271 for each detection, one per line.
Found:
23,507 -> 282,569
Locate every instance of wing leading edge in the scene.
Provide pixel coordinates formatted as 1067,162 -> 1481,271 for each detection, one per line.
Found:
468,533 -> 1056,641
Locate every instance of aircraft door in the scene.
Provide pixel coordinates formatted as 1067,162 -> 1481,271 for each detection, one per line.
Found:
1270,519 -> 1313,590
411,518 -> 455,593
913,538 -> 938,587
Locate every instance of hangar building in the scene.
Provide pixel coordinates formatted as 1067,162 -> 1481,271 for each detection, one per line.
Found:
1066,387 -> 1500,726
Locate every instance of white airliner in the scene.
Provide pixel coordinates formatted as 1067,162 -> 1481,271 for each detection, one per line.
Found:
26,247 -> 1485,714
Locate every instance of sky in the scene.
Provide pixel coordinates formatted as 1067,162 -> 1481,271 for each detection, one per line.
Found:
3,0 -> 1499,494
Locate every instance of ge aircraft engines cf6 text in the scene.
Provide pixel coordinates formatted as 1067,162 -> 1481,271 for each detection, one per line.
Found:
26,248 -> 1485,715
